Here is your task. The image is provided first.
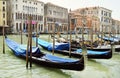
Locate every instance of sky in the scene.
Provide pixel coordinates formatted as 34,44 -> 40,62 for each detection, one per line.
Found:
39,0 -> 120,20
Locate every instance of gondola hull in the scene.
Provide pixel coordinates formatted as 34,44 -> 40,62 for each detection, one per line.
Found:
5,38 -> 84,71
19,55 -> 84,71
34,37 -> 112,59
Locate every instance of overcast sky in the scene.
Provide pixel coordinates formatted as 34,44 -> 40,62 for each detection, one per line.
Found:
39,0 -> 120,20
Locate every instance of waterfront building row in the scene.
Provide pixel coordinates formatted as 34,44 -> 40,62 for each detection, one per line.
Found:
0,0 -> 68,34
0,0 -> 120,34
70,6 -> 114,33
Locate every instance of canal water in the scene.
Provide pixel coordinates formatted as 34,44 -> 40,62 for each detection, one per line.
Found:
0,35 -> 120,78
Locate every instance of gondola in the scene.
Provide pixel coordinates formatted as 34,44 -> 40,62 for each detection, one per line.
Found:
33,37 -> 112,59
97,34 -> 120,42
109,32 -> 120,39
5,37 -> 85,71
50,36 -> 120,52
111,36 -> 120,40
71,40 -> 120,52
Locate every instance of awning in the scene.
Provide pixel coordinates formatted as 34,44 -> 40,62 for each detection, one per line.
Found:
26,20 -> 37,24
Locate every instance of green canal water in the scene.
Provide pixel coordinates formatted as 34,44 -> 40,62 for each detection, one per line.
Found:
0,35 -> 120,78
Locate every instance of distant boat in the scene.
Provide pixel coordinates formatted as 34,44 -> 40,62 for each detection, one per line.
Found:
5,37 -> 84,71
50,35 -> 120,52
110,34 -> 120,40
33,37 -> 112,59
71,39 -> 120,52
98,34 -> 120,42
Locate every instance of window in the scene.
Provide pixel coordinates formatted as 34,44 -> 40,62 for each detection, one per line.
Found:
11,13 -> 13,19
23,6 -> 24,10
41,3 -> 43,6
3,1 -> 5,4
41,24 -> 43,31
3,7 -> 5,11
36,8 -> 38,12
3,13 -> 5,18
101,10 -> 103,15
3,20 -> 5,25
25,0 -> 27,3
16,23 -> 18,31
48,10 -> 52,15
101,17 -> 103,22
16,13 -> 18,19
109,13 -> 111,17
16,4 -> 18,10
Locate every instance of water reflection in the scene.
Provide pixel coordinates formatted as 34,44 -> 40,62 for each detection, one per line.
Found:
88,59 -> 109,71
0,51 -> 71,78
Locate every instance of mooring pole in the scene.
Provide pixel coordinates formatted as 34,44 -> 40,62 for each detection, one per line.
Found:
26,16 -> 30,69
29,16 -> 32,68
69,9 -> 72,58
21,18 -> 23,44
52,21 -> 55,55
26,35 -> 29,69
3,25 -> 5,54
36,22 -> 38,47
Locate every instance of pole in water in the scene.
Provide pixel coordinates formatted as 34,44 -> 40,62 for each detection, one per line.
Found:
26,38 -> 29,69
69,19 -> 72,57
52,20 -> 55,55
69,9 -> 72,58
3,25 -> 5,54
29,16 -> 32,68
21,19 -> 23,44
36,22 -> 38,47
26,16 -> 31,69
82,45 -> 87,66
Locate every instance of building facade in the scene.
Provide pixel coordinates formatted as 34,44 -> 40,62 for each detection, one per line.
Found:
0,0 -> 7,26
0,0 -> 8,34
44,3 -> 68,33
98,7 -> 112,33
7,0 -> 44,33
69,10 -> 99,34
112,19 -> 120,34
71,7 -> 112,33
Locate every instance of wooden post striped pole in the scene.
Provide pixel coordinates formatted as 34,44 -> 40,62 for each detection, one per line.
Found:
36,22 -> 38,47
3,25 -> 5,54
21,20 -> 23,44
29,16 -> 32,68
69,10 -> 72,58
52,21 -> 55,55
26,16 -> 30,69
26,34 -> 29,68
91,27 -> 93,49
